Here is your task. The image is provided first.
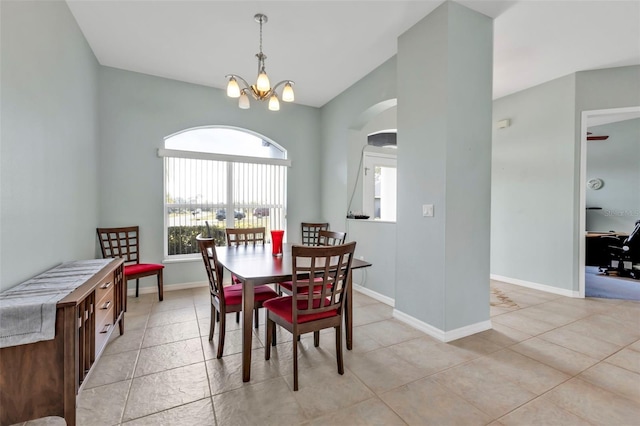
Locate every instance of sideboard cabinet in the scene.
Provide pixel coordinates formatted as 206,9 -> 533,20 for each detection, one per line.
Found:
0,258 -> 125,426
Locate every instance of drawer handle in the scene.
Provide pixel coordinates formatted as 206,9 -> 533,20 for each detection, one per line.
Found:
101,300 -> 112,310
100,324 -> 111,334
100,281 -> 112,289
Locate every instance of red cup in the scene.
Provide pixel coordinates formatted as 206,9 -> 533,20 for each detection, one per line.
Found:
271,230 -> 284,257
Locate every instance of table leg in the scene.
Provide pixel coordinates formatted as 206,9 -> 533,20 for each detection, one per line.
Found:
346,271 -> 353,350
242,279 -> 254,382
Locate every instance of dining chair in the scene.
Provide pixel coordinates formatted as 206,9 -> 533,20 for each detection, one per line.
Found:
278,230 -> 347,295
301,222 -> 329,246
264,241 -> 356,391
226,227 -> 266,247
196,234 -> 279,358
96,226 -> 164,309
317,230 -> 347,247
226,227 -> 267,325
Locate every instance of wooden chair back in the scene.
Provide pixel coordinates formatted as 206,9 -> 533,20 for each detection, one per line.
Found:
301,222 -> 329,246
318,230 -> 347,246
196,235 -> 225,306
291,242 -> 356,322
226,227 -> 266,246
96,226 -> 141,266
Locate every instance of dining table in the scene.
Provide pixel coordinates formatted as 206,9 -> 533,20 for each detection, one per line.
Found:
214,242 -> 372,382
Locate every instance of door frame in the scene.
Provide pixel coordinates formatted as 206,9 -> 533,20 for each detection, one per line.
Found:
578,106 -> 640,297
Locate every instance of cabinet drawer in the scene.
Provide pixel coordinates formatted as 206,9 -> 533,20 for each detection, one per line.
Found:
95,304 -> 115,355
95,276 -> 114,303
96,286 -> 113,312
95,295 -> 114,331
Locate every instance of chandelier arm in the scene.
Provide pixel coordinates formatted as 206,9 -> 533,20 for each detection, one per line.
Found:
271,80 -> 294,93
225,74 -> 251,90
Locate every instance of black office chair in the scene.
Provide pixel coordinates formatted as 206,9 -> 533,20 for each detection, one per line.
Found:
600,219 -> 640,279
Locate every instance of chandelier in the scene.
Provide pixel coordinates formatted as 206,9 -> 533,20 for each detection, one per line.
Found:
225,14 -> 295,111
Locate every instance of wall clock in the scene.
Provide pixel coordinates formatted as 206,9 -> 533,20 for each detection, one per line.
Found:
587,178 -> 604,190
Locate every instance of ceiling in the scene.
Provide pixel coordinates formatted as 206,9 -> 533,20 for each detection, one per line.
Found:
66,0 -> 640,108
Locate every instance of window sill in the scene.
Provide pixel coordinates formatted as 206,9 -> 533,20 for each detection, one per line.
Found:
347,218 -> 396,224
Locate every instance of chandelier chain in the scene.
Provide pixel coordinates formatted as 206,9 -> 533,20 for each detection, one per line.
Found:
259,17 -> 263,55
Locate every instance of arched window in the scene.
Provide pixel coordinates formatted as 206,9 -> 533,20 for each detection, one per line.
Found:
159,126 -> 289,258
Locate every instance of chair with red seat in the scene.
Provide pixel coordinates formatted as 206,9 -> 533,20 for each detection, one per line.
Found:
301,222 -> 329,246
226,227 -> 266,285
226,227 -> 266,247
278,230 -> 347,295
226,227 -> 267,325
96,226 -> 164,308
197,234 -> 279,358
264,241 -> 356,390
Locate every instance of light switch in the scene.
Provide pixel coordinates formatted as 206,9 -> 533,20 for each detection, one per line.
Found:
422,204 -> 434,217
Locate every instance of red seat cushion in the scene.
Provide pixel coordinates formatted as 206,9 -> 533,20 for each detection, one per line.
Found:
224,284 -> 279,305
263,296 -> 339,324
231,274 -> 242,284
125,263 -> 164,276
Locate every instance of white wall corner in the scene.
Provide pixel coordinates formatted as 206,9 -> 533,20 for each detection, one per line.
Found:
490,274 -> 580,298
392,309 -> 492,342
353,283 -> 395,307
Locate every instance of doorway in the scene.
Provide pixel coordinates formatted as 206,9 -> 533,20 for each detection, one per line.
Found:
579,106 -> 640,298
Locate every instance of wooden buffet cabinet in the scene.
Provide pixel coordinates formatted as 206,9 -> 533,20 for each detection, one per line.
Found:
0,259 -> 125,426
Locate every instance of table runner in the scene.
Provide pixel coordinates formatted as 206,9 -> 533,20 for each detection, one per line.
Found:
0,259 -> 112,348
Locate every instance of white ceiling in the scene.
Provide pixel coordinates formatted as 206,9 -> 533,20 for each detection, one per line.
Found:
66,0 -> 640,108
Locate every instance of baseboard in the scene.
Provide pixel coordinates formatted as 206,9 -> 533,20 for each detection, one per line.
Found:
490,274 -> 579,298
393,309 -> 492,342
353,283 -> 395,307
127,281 -> 207,297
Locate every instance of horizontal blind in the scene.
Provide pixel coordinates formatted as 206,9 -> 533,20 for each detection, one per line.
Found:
164,156 -> 287,256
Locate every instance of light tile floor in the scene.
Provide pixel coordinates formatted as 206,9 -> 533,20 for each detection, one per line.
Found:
23,280 -> 640,425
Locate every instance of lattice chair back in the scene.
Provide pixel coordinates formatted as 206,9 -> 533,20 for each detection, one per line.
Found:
226,227 -> 266,246
96,226 -> 163,303
196,235 -> 225,305
301,222 -> 329,246
97,226 -> 140,265
318,230 -> 347,246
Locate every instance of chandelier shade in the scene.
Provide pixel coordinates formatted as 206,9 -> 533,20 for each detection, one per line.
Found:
225,14 -> 294,111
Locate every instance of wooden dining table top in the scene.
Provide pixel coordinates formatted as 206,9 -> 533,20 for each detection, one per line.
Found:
215,242 -> 372,285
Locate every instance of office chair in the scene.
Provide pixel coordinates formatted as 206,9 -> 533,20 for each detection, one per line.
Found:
600,219 -> 640,279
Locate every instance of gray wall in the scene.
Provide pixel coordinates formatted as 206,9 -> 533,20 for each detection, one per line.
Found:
396,1 -> 492,332
345,106 -> 397,300
319,57 -> 398,302
1,0 -> 100,291
586,119 -> 640,232
575,66 -> 640,113
346,219 -> 396,299
320,57 -> 397,230
491,75 -> 577,291
492,65 -> 640,293
98,67 -> 322,287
